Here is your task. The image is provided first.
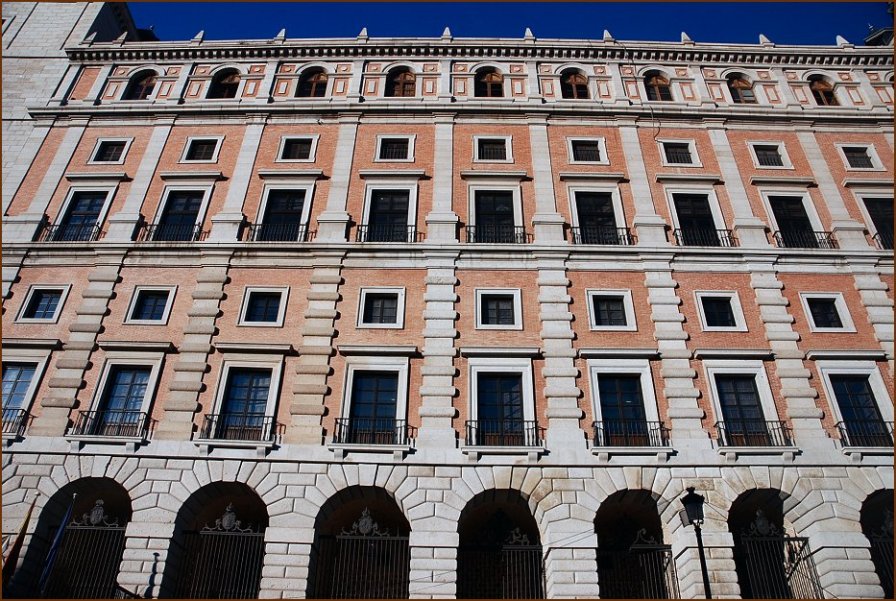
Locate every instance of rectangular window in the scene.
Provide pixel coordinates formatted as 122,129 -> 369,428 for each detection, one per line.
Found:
807,298 -> 842,329
280,138 -> 313,160
843,146 -> 875,169
574,191 -> 621,244
476,138 -> 508,161
129,289 -> 172,322
830,374 -> 892,447
768,195 -> 821,249
701,297 -> 736,327
183,139 -> 220,162
153,190 -> 203,241
21,289 -> 63,320
92,366 -> 151,437
663,142 -> 693,164
213,367 -> 272,441
715,374 -> 772,446
863,197 -> 894,250
475,289 -> 522,329
55,191 -> 106,241
239,288 -> 287,326
362,293 -> 398,324
801,293 -> 853,332
2,362 -> 37,410
753,144 -> 784,167
345,371 -> 399,444
593,295 -> 626,326
378,138 -> 410,160
92,141 -> 127,163
363,190 -> 410,242
571,140 -> 601,162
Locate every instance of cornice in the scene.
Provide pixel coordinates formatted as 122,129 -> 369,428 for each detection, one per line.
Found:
65,38 -> 893,69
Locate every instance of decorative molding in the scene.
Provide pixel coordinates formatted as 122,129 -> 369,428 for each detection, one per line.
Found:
159,171 -> 226,180
460,170 -> 530,180
358,169 -> 427,179
65,172 -> 130,181
214,342 -> 294,354
841,178 -> 894,188
1,338 -> 63,350
655,173 -> 723,183
749,175 -> 816,186
257,169 -> 325,179
460,346 -> 540,357
579,347 -> 659,358
97,340 -> 176,352
806,349 -> 888,361
558,172 -> 627,181
693,348 -> 774,359
337,344 -> 418,356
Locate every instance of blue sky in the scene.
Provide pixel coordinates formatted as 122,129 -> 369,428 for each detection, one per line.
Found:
128,2 -> 891,46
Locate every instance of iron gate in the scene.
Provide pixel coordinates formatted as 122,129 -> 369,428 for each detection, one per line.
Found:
868,510 -> 893,598
173,504 -> 265,599
313,508 -> 410,598
597,529 -> 679,599
738,510 -> 824,599
41,500 -> 126,599
457,527 -> 544,599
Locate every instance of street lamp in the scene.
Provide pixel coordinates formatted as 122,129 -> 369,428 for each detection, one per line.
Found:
680,486 -> 713,599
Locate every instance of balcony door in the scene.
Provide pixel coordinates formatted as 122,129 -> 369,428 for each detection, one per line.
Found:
597,375 -> 649,446
830,375 -> 891,447
217,368 -> 270,440
259,190 -> 305,241
864,197 -> 894,249
477,373 -> 524,446
57,192 -> 106,241
769,196 -> 816,248
366,190 -> 409,242
347,371 -> 399,444
474,191 -> 516,243
95,366 -> 150,437
672,194 -> 718,246
156,191 -> 203,241
575,192 -> 617,244
716,375 -> 770,446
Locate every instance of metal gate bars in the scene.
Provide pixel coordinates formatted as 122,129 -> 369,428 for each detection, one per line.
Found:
596,529 -> 680,599
457,526 -> 545,599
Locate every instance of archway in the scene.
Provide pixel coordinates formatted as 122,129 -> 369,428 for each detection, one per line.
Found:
161,482 -> 268,599
595,490 -> 677,598
861,489 -> 893,598
13,477 -> 132,598
456,489 -> 543,599
307,486 -> 410,599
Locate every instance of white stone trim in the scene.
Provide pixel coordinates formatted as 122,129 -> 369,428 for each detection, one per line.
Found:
374,134 -> 416,163
338,355 -> 410,423
834,143 -> 885,172
694,290 -> 748,332
357,287 -> 406,329
815,360 -> 894,423
587,358 -> 661,424
124,285 -> 177,325
746,140 -> 794,170
565,136 -> 609,165
87,137 -> 134,165
473,135 -> 513,163
798,291 -> 856,333
274,134 -> 319,163
467,356 -> 536,423
179,135 -> 225,164
585,289 -> 636,331
474,288 -> 523,330
237,286 -> 289,327
1,348 -> 53,412
657,138 -> 702,167
15,284 -> 72,324
702,359 -> 779,425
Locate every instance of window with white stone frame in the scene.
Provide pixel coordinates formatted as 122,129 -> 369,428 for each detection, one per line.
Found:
357,287 -> 406,329
799,292 -> 856,333
359,184 -> 418,242
202,359 -> 284,442
16,284 -> 72,323
89,138 -> 133,164
276,135 -> 318,162
816,361 -> 894,448
567,137 -> 609,164
703,360 -> 787,448
148,186 -> 213,242
586,289 -> 636,331
180,136 -> 224,163
467,184 -> 525,243
695,291 -> 748,332
466,357 -> 538,447
238,287 -> 289,327
50,187 -> 117,242
2,347 -> 52,436
658,139 -> 701,167
747,141 -> 793,169
587,359 -> 665,447
473,136 -> 513,163
125,286 -> 177,325
375,135 -> 416,162
475,288 -> 522,330
854,192 -> 894,250
336,356 -> 410,446
836,144 -> 884,171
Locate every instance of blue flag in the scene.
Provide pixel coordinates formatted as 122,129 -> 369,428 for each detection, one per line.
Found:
38,494 -> 75,595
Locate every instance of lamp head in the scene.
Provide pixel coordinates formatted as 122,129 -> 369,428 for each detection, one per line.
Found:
680,486 -> 705,525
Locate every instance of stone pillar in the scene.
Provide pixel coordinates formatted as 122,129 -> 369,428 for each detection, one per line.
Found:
425,114 -> 458,242
104,117 -> 174,241
769,68 -> 800,107
316,114 -> 359,242
416,252 -> 460,450
346,59 -> 364,100
527,117 -> 566,243
644,260 -> 711,451
47,64 -> 81,106
254,59 -> 280,103
670,516 -> 740,599
606,61 -> 630,105
796,129 -> 869,249
1,119 -> 51,214
408,529 -> 458,599
259,526 -> 315,598
618,123 -> 668,245
748,262 -> 833,450
287,254 -> 344,445
438,59 -> 453,100
31,250 -> 125,437
852,70 -> 889,111
705,124 -> 770,248
536,254 -> 586,456
117,521 -> 175,598
690,67 -> 716,106
155,251 -> 231,440
524,61 -> 542,102
543,517 -> 599,598
850,261 -> 895,376
166,62 -> 195,103
208,115 -> 265,241
84,65 -> 115,105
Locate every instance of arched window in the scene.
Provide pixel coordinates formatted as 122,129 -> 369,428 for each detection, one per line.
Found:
474,68 -> 504,98
644,71 -> 672,101
386,68 -> 415,97
124,70 -> 157,100
809,75 -> 838,106
297,68 -> 328,98
208,70 -> 240,99
560,69 -> 589,99
727,74 -> 757,104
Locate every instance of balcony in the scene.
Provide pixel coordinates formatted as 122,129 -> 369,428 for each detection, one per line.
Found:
199,413 -> 278,442
773,230 -> 837,249
571,226 -> 635,246
673,228 -> 737,247
244,223 -> 309,242
138,223 -> 204,242
68,410 -> 152,439
592,420 -> 670,447
333,418 -> 414,445
873,231 -> 894,251
2,408 -> 31,438
465,225 -> 529,244
836,420 -> 894,448
38,223 -> 101,242
465,419 -> 543,447
356,224 -> 420,243
715,420 -> 793,447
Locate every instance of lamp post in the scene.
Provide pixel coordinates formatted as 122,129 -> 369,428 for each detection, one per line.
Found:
680,486 -> 713,599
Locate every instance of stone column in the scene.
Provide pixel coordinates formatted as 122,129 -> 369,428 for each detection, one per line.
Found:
117,521 -> 175,598
769,68 -> 800,107
618,123 -> 668,245
47,64 -> 82,106
287,253 -> 344,445
796,129 -> 869,249
166,62 -> 195,103
425,114 -> 458,242
2,248 -> 28,299
83,65 -> 114,105
155,251 -> 232,440
670,515 -> 740,598
254,59 -> 280,103
104,117 -> 174,241
524,61 -> 542,102
528,116 -> 566,243
537,253 -> 586,455
31,250 -> 125,437
705,123 -> 770,248
606,62 -> 630,105
258,526 -> 316,598
408,528 -> 458,599
316,114 -> 359,242
437,59 -> 453,100
416,252 -> 460,450
208,115 -> 265,241
850,261 -> 895,376
542,514 -> 599,598
690,67 -> 715,106
852,70 -> 889,111
748,261 -> 833,450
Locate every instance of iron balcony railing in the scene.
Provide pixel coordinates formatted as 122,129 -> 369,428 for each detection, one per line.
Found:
199,413 -> 277,442
465,419 -> 543,447
333,418 -> 414,445
38,222 -> 102,242
673,228 -> 737,247
138,222 -> 204,242
715,420 -> 793,447
465,225 -> 529,244
356,224 -> 420,243
68,410 -> 152,438
571,226 -> 635,245
2,408 -> 30,437
592,420 -> 670,447
873,231 -> 894,251
773,229 -> 838,249
244,222 -> 308,242
836,420 -> 894,448
113,585 -> 141,599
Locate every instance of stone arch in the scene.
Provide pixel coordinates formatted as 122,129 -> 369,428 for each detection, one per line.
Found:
12,477 -> 132,598
306,485 -> 411,599
160,481 -> 268,599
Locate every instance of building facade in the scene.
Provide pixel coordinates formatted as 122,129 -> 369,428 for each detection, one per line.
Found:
2,3 -> 894,598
